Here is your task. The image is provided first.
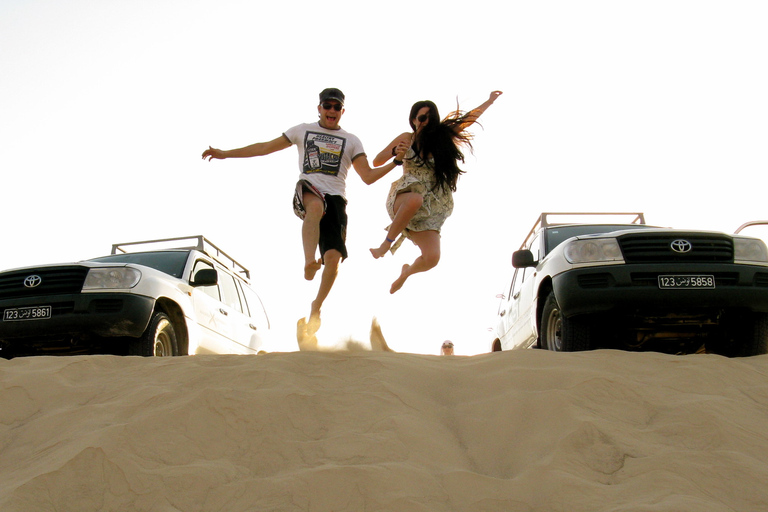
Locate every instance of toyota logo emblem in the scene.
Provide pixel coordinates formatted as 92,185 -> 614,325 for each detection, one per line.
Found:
670,239 -> 692,253
23,275 -> 42,288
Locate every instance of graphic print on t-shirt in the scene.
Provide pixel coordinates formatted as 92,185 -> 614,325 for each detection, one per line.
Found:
303,131 -> 347,176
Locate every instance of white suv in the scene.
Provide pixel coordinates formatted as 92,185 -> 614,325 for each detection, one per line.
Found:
492,213 -> 768,357
0,236 -> 271,357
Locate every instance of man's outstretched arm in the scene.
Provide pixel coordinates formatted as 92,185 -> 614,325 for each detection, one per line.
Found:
202,135 -> 291,160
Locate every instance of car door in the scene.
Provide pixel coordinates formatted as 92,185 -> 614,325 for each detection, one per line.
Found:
190,259 -> 236,354
510,233 -> 542,349
238,280 -> 271,353
497,267 -> 522,348
215,271 -> 260,354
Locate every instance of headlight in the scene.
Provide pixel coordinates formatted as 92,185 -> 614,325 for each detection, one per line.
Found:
83,268 -> 141,289
564,238 -> 624,264
734,238 -> 768,263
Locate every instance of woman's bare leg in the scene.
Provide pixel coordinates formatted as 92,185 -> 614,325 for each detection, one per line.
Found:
390,230 -> 441,294
370,192 -> 423,258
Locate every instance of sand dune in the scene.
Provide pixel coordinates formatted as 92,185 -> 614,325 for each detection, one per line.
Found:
1,349 -> 767,512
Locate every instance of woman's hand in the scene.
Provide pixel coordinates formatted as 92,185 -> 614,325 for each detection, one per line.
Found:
488,90 -> 503,102
394,139 -> 410,160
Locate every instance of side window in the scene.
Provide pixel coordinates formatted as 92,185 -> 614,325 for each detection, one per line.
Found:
218,271 -> 244,313
522,233 -> 541,283
510,268 -> 523,300
193,260 -> 220,300
527,233 -> 541,261
239,281 -> 270,329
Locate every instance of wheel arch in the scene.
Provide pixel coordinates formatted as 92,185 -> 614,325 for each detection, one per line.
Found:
154,298 -> 189,355
535,277 -> 554,346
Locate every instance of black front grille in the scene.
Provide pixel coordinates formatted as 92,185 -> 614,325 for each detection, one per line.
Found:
619,234 -> 733,263
0,266 -> 89,299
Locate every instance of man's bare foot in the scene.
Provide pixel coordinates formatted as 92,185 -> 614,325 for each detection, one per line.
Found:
304,259 -> 322,281
307,300 -> 322,335
369,243 -> 390,259
296,317 -> 318,351
390,264 -> 410,294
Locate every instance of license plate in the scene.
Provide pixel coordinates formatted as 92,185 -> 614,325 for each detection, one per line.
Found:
3,306 -> 52,321
658,275 -> 715,289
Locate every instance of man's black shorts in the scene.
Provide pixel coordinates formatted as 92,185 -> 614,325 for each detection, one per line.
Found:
293,180 -> 348,261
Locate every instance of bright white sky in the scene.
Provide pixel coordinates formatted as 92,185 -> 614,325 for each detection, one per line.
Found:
2,0 -> 767,355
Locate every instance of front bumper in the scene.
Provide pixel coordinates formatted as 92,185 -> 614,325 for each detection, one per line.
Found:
553,263 -> 768,317
0,293 -> 156,340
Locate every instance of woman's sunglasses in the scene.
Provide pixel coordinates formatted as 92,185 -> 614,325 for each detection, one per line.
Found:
417,114 -> 429,123
321,103 -> 343,111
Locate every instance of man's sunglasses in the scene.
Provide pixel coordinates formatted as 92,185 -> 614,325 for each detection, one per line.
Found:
321,103 -> 343,111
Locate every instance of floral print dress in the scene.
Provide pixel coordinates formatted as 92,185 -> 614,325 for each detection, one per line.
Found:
385,148 -> 454,253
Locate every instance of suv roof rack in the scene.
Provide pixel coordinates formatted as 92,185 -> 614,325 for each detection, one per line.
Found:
519,212 -> 646,250
538,212 -> 645,228
735,220 -> 768,234
111,235 -> 251,279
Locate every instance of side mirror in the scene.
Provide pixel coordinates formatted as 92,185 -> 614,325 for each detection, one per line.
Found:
191,268 -> 218,287
512,250 -> 536,268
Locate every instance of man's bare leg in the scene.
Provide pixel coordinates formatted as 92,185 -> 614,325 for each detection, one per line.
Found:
307,249 -> 341,334
370,192 -> 423,259
390,230 -> 440,294
302,192 -> 324,280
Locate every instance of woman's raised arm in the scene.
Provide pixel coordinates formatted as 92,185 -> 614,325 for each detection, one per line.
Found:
456,90 -> 503,131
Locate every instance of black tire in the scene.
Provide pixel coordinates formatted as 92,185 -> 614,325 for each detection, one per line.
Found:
540,292 -> 592,352
737,312 -> 768,357
707,312 -> 768,357
129,312 -> 178,357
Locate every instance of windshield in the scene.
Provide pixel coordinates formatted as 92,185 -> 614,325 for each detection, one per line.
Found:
545,224 -> 654,254
89,251 -> 190,278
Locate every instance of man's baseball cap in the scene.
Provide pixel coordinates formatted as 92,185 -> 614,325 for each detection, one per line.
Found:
319,88 -> 345,105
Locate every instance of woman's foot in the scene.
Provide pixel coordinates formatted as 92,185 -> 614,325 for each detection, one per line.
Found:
369,241 -> 391,259
390,264 -> 411,294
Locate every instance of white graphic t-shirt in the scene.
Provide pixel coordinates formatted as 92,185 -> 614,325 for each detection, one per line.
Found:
283,122 -> 365,198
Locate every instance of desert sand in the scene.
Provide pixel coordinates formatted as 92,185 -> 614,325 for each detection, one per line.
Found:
1,348 -> 768,512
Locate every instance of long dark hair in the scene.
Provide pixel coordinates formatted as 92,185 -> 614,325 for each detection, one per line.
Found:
408,100 -> 476,193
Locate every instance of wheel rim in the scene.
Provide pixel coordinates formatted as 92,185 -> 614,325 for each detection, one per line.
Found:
546,308 -> 563,351
153,319 -> 173,357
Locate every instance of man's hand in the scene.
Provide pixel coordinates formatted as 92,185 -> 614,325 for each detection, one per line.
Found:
202,146 -> 225,161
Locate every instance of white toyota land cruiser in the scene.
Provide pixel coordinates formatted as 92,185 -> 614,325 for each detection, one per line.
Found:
0,236 -> 271,358
492,213 -> 768,357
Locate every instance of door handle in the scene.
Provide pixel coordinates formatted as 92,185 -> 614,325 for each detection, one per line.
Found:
249,324 -> 258,331
219,308 -> 229,316
500,310 -> 506,317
